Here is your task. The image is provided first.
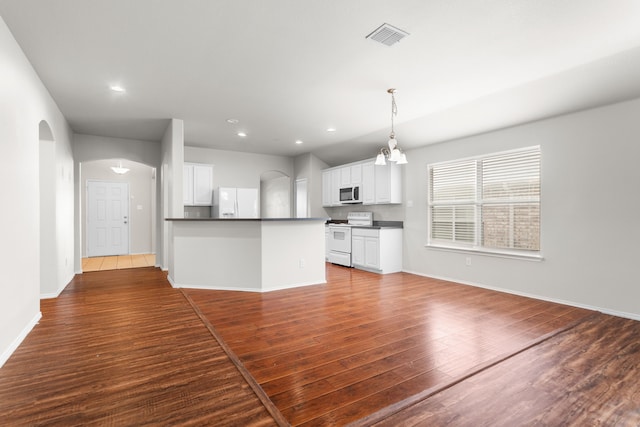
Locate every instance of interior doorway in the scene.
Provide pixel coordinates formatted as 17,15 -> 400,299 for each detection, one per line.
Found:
39,120 -> 57,296
260,170 -> 291,218
80,159 -> 157,270
295,178 -> 308,218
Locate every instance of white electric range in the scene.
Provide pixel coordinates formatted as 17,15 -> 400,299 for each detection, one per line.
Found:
327,212 -> 373,267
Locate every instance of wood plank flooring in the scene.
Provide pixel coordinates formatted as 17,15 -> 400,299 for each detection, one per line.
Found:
183,265 -> 595,426
368,312 -> 640,427
82,253 -> 156,272
0,268 -> 279,426
2,263 -> 639,426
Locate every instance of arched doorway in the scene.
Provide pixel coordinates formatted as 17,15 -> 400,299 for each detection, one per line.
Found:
80,159 -> 157,271
260,170 -> 291,218
39,120 -> 57,297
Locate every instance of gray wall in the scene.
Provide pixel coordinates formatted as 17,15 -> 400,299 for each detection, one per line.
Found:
81,160 -> 155,256
185,146 -> 295,218
402,97 -> 640,319
185,146 -> 294,189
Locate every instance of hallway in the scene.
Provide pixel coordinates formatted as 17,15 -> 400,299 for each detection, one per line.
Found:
81,254 -> 155,272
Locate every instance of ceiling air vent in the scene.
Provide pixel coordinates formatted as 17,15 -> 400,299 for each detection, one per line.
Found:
366,23 -> 409,46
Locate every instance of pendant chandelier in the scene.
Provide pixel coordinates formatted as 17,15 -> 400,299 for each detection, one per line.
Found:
110,160 -> 130,175
375,88 -> 407,166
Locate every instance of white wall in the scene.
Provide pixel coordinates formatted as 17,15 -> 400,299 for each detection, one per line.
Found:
0,16 -> 75,366
294,152 -> 329,218
402,97 -> 640,319
161,119 -> 185,271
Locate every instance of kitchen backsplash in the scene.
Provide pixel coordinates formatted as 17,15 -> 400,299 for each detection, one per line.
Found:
324,204 -> 404,221
184,206 -> 212,218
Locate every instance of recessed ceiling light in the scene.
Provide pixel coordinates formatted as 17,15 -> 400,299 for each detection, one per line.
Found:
110,85 -> 125,93
237,132 -> 247,137
226,118 -> 239,124
295,140 -> 303,145
326,127 -> 336,132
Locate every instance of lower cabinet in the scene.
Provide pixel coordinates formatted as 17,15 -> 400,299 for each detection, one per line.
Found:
325,225 -> 330,260
352,228 -> 402,274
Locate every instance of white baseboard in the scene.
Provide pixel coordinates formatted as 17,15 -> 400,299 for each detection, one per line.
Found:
403,269 -> 640,322
0,311 -> 42,369
169,276 -> 327,293
263,280 -> 327,292
166,274 -> 176,288
40,272 -> 76,300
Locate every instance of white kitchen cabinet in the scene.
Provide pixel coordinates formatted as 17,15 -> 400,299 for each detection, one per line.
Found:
325,225 -> 330,260
184,163 -> 213,206
183,164 -> 195,205
351,228 -> 402,274
340,166 -> 351,187
351,234 -> 364,266
322,170 -> 332,207
331,169 -> 341,206
362,162 -> 375,205
321,159 -> 402,207
351,164 -> 362,185
375,162 -> 402,204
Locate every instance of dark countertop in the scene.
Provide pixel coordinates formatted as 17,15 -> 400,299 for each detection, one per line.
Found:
326,220 -> 403,229
166,217 -> 330,222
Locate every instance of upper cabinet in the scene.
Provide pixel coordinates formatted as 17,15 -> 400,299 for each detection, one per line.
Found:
322,159 -> 402,207
331,169 -> 341,206
375,162 -> 402,204
184,162 -> 213,206
350,164 -> 362,186
362,162 -> 375,205
322,169 -> 332,207
340,167 -> 351,187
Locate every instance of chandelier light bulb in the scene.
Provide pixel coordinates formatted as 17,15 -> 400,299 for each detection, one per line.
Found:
376,88 -> 407,165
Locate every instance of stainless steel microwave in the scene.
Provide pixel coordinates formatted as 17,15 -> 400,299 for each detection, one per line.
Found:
339,186 -> 361,204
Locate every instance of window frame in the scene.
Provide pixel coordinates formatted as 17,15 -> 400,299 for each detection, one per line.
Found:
427,146 -> 542,260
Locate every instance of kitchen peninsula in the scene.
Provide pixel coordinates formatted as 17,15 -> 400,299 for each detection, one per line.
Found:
165,217 -> 329,292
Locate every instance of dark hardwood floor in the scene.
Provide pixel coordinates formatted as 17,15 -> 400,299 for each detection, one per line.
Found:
1,264 -> 639,426
367,312 -> 640,427
0,268 -> 280,426
183,265 -> 596,426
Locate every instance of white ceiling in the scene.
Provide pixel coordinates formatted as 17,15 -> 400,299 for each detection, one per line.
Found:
2,0 -> 640,166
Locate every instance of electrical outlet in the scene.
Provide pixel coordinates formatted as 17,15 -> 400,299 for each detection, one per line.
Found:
465,257 -> 471,266
299,258 -> 305,268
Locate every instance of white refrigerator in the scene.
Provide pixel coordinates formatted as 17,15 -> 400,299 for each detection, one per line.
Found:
213,187 -> 259,218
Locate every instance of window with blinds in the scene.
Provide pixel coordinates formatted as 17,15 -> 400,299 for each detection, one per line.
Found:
428,146 -> 540,255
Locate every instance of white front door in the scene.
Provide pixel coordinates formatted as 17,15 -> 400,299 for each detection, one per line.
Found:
87,181 -> 129,257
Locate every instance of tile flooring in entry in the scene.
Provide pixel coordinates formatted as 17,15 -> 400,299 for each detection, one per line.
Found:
82,254 -> 156,272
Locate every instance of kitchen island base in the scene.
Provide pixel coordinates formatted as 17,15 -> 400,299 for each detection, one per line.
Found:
166,218 -> 327,292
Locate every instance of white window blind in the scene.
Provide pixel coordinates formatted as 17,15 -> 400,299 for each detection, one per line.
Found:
428,146 -> 541,256
429,160 -> 477,245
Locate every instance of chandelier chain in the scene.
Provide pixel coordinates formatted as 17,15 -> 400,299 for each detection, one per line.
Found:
390,90 -> 397,137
